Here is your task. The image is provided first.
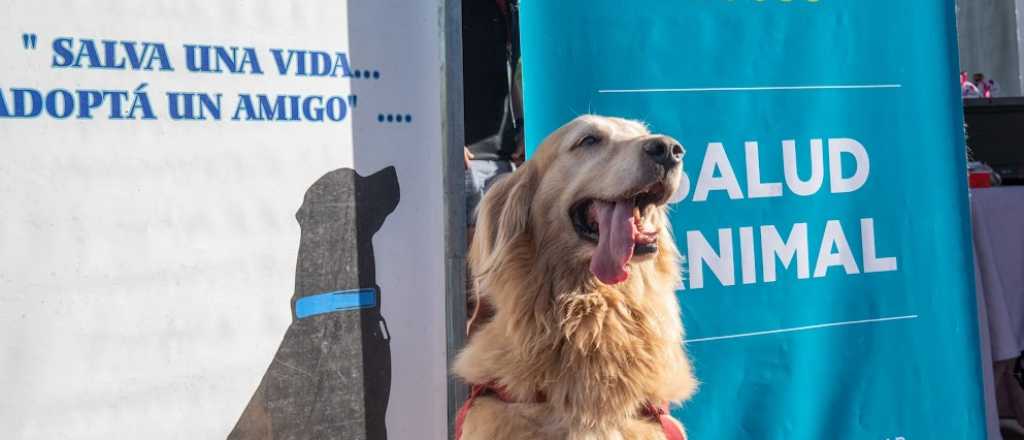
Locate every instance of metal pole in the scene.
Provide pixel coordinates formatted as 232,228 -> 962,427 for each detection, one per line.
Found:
441,0 -> 468,436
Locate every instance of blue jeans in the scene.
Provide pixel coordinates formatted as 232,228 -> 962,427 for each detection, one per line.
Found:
465,159 -> 515,226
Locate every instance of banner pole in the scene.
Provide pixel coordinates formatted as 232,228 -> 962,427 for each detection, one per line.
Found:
442,0 -> 469,436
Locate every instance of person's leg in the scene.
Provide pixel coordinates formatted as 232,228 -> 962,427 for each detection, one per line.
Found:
465,161 -> 488,333
465,166 -> 483,230
466,160 -> 515,336
482,160 -> 515,191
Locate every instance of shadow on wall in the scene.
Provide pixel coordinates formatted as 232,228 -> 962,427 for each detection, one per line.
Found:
228,167 -> 400,440
227,0 -> 434,437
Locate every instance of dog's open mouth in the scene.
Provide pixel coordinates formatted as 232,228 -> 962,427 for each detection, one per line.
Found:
570,181 -> 668,285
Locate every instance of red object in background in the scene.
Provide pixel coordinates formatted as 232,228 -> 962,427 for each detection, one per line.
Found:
970,171 -> 992,188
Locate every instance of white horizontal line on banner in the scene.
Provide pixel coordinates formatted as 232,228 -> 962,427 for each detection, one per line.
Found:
683,314 -> 919,344
597,84 -> 903,94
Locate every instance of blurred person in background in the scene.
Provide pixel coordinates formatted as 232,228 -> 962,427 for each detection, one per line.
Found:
973,72 -> 999,98
962,71 -> 981,98
463,0 -> 522,238
463,0 -> 522,332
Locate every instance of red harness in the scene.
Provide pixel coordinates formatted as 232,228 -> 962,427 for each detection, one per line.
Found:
454,382 -> 685,440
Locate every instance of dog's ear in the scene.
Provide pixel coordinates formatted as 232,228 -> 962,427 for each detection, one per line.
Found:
470,162 -> 538,280
357,166 -> 400,233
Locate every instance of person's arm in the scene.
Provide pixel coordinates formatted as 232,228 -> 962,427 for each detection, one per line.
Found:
511,57 -> 525,165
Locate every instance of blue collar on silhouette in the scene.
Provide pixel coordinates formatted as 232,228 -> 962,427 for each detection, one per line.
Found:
294,287 -> 378,319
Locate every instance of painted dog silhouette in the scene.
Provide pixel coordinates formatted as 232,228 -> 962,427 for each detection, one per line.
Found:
229,167 -> 400,440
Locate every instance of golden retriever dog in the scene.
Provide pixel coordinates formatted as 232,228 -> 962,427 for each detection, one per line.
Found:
454,115 -> 697,440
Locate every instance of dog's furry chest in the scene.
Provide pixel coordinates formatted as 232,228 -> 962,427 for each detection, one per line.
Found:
460,396 -> 676,440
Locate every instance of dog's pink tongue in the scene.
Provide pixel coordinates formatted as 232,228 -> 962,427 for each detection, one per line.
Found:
589,199 -> 636,284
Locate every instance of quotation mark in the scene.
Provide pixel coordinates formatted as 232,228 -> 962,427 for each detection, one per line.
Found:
348,95 -> 358,108
21,33 -> 38,49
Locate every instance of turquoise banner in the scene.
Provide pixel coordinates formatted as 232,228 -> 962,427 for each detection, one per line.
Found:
520,1 -> 986,438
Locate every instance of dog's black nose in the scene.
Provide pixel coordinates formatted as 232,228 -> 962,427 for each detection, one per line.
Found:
643,138 -> 683,167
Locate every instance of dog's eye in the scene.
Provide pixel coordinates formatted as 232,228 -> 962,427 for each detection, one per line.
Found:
576,135 -> 602,149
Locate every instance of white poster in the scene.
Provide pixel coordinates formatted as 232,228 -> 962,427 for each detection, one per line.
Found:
0,1 -> 448,439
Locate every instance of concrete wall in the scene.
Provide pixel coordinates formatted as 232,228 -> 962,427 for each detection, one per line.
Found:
957,0 -> 1024,96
